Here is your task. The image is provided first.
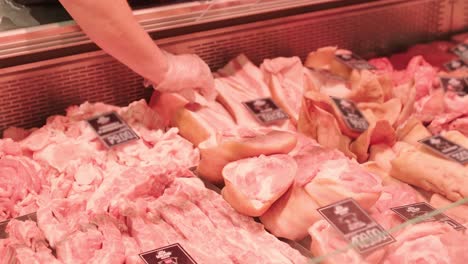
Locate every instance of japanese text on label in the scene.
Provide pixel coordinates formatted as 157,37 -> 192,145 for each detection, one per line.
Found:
391,202 -> 465,231
451,43 -> 468,62
335,52 -> 376,71
87,112 -> 139,148
419,135 -> 468,165
439,77 -> 468,96
139,243 -> 197,264
318,198 -> 395,253
443,59 -> 467,72
331,97 -> 369,132
243,98 -> 289,124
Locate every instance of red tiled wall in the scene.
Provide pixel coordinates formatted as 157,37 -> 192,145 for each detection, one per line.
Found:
0,0 -> 443,134
0,54 -> 152,134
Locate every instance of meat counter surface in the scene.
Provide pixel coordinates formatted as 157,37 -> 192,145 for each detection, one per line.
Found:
1,34 -> 468,263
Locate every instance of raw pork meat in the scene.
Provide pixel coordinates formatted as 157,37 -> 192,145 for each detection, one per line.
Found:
298,91 -> 356,158
149,89 -> 237,146
0,219 -> 60,263
369,183 -> 424,230
0,151 -> 42,221
308,220 -> 384,264
304,46 -> 353,79
216,54 -> 292,130
390,136 -> 468,201
383,222 -> 468,264
260,144 -> 382,240
197,128 -> 297,184
221,154 -> 297,216
430,194 -> 468,226
1,98 -> 310,263
261,56 -> 305,124
124,177 -> 309,264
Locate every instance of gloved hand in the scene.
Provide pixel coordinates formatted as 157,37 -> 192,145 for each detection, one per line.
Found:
146,51 -> 216,102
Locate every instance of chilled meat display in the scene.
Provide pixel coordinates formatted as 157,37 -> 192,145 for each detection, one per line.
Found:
0,100 -> 308,263
221,154 -> 297,217
2,34 -> 468,263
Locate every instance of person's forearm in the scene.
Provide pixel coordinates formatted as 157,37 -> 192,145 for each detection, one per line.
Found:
59,0 -> 168,84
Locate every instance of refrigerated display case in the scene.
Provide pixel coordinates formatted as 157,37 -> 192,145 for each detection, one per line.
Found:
0,0 -> 466,132
0,1 -> 467,262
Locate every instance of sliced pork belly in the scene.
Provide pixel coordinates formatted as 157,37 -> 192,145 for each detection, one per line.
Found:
261,56 -> 304,124
221,154 -> 297,217
216,54 -> 291,130
197,129 -> 297,184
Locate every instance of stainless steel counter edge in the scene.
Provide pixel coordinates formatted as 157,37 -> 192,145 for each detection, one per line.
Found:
0,0 -> 368,62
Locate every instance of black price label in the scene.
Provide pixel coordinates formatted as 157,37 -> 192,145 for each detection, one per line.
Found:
443,59 -> 467,72
139,243 -> 197,264
419,135 -> 468,165
87,112 -> 139,148
243,98 -> 289,124
335,52 -> 376,71
331,97 -> 369,132
391,202 -> 465,231
318,198 -> 395,253
440,77 -> 468,96
451,43 -> 468,62
0,212 -> 37,239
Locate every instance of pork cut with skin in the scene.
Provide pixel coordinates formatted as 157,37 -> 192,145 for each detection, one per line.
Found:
149,88 -> 237,146
222,154 -> 297,216
382,222 -> 468,264
390,133 -> 468,201
308,220 -> 385,264
197,129 -> 297,184
260,144 -> 382,240
298,94 -> 356,159
261,56 -> 305,124
216,54 -> 293,130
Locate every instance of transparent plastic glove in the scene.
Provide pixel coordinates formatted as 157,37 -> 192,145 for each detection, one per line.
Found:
146,51 -> 216,102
